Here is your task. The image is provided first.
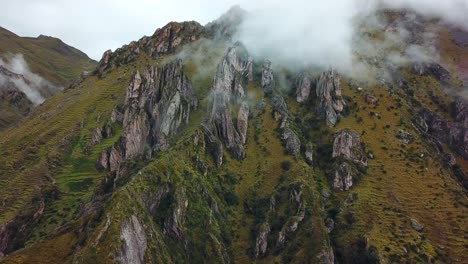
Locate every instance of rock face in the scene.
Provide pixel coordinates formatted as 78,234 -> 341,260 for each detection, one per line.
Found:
296,72 -> 313,103
254,223 -> 270,258
332,129 -> 367,167
205,45 -> 252,166
316,69 -> 345,126
120,215 -> 147,264
95,21 -> 206,76
413,62 -> 450,83
97,60 -> 197,173
332,162 -> 355,192
261,60 -> 275,94
282,127 -> 301,156
253,184 -> 306,258
164,188 -> 188,240
414,106 -> 468,159
331,129 -> 367,192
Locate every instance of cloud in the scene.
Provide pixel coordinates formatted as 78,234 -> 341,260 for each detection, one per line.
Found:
232,0 -> 468,78
0,54 -> 61,105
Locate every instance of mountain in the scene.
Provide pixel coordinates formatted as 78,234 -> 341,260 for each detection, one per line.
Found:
0,7 -> 467,264
0,26 -> 96,129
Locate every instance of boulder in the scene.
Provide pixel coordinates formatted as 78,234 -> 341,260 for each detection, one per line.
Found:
410,218 -> 424,232
364,93 -> 378,105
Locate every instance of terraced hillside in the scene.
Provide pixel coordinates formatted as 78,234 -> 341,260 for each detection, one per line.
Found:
0,7 -> 466,264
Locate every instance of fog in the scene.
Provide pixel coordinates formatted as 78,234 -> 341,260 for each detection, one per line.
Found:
0,54 -> 61,105
234,0 -> 468,76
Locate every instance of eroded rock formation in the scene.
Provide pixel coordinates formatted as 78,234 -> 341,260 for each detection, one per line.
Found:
316,69 -> 345,126
204,45 -> 252,166
98,60 -> 197,173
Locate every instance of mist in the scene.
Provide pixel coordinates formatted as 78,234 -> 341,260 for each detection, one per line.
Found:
233,0 -> 468,77
0,54 -> 61,105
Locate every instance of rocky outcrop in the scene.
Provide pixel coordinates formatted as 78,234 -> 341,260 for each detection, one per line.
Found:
254,223 -> 270,258
253,184 -> 306,258
97,60 -> 197,172
261,60 -> 275,94
332,129 -> 367,167
164,188 -> 188,240
95,21 -> 206,76
396,129 -> 414,144
414,106 -> 468,159
331,129 -> 367,192
364,93 -> 378,105
237,102 -> 249,144
332,162 -> 356,192
282,127 -> 301,156
205,45 -> 252,166
316,69 -> 345,126
413,62 -> 450,83
120,215 -> 147,264
296,72 -> 313,103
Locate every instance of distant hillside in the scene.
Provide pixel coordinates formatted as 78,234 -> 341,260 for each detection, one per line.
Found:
0,26 -> 96,129
0,26 -> 96,86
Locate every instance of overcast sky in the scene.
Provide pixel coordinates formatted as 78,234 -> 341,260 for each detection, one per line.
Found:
0,0 -> 262,60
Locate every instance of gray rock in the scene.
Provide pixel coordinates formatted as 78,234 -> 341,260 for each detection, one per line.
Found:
296,72 -> 312,103
414,108 -> 468,159
316,69 -> 345,126
332,162 -> 355,192
305,142 -> 314,167
254,223 -> 270,258
119,215 -> 147,264
282,127 -> 301,156
237,102 -> 249,144
410,218 -> 424,232
98,60 -> 197,171
206,45 -> 252,164
261,60 -> 275,94
164,188 -> 188,240
396,129 -> 415,144
332,129 -> 367,166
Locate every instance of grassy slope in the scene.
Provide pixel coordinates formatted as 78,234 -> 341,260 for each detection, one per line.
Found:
0,27 -> 96,86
